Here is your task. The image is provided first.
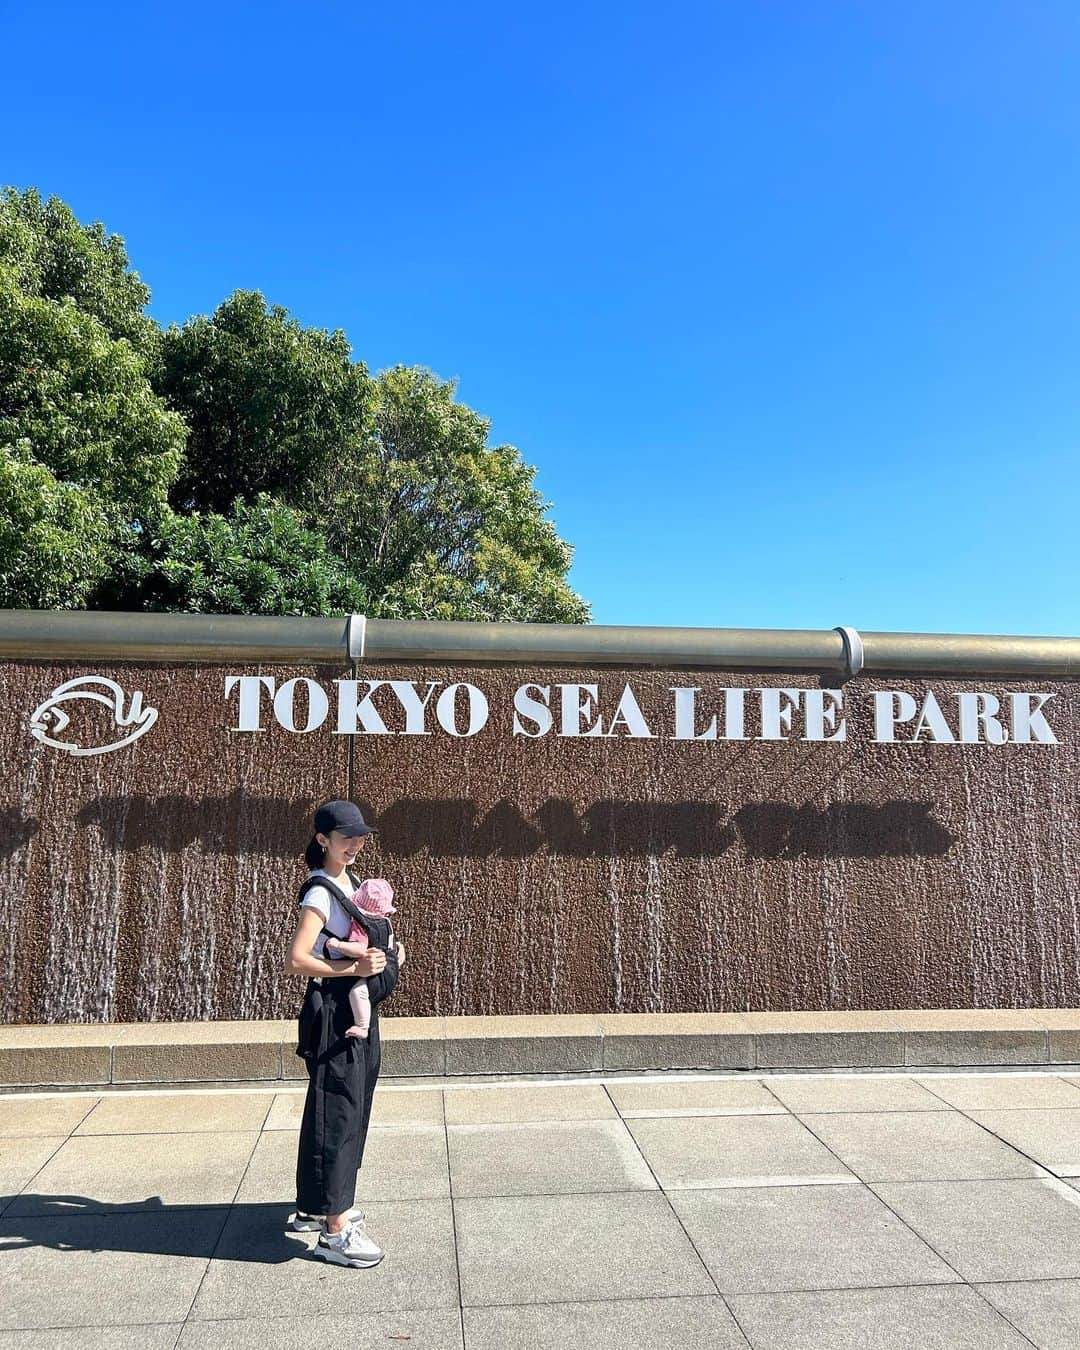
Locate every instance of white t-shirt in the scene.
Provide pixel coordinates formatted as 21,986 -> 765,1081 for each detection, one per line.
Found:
300,870 -> 357,959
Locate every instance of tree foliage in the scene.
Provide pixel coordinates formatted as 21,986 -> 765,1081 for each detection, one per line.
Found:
0,190 -> 186,608
96,494 -> 370,616
336,366 -> 588,622
0,188 -> 589,622
157,291 -> 373,514
0,187 -> 158,349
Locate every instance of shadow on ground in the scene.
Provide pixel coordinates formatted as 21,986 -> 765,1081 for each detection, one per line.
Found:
0,1196 -> 317,1265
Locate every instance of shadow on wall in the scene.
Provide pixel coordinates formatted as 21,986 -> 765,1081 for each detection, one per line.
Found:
376,798 -> 955,858
4,795 -> 955,860
0,808 -> 38,861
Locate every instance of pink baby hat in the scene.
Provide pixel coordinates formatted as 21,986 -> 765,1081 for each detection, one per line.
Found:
355,877 -> 396,915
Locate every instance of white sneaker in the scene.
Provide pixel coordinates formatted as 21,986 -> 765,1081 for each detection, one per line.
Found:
286,1207 -> 364,1233
313,1219 -> 384,1268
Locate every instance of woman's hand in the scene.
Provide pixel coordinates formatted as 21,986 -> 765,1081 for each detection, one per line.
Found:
349,948 -> 387,978
396,938 -> 406,969
286,911 -> 389,980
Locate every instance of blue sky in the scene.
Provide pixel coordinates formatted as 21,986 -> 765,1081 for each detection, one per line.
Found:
3,1 -> 1079,635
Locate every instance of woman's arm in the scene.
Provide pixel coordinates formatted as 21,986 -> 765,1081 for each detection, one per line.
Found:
286,909 -> 388,980
328,934 -> 406,966
324,936 -> 368,958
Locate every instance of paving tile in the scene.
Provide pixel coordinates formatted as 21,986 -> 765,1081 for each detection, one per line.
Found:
444,1084 -> 615,1125
462,1296 -> 746,1350
625,1113 -> 856,1189
188,1199 -> 458,1320
0,1328 -> 181,1349
669,1183 -> 958,1294
75,1093 -> 270,1135
0,1096 -> 99,1138
447,1119 -> 655,1197
873,1177 -> 1080,1281
920,1073 -> 1080,1111
235,1124 -> 449,1203
0,1137 -> 66,1213
975,1278 -> 1080,1350
262,1087 -> 444,1131
261,1093 -> 306,1131
369,1087 -> 446,1127
331,1124 -> 452,1204
0,1209 -> 226,1329
606,1078 -> 784,1118
178,1309 -> 462,1349
801,1110 -> 1045,1181
765,1076 -> 948,1115
6,1131 -> 258,1216
968,1108 -> 1080,1176
728,1285 -> 1033,1349
454,1191 -> 714,1306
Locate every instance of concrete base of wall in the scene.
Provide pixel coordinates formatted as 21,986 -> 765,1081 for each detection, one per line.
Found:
3,1010 -> 1080,1088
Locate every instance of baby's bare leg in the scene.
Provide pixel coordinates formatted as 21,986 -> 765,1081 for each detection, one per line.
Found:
346,981 -> 371,1039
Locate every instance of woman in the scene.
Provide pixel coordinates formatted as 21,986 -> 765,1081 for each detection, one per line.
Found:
286,799 -> 406,1268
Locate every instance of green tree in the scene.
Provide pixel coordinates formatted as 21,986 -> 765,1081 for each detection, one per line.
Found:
0,442 -> 112,609
331,366 -> 589,622
0,189 -> 589,622
99,494 -> 369,616
0,201 -> 186,608
156,290 -> 373,514
153,297 -> 588,622
0,187 -> 158,350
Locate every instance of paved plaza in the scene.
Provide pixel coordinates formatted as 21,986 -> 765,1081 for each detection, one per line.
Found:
6,1069 -> 1080,1346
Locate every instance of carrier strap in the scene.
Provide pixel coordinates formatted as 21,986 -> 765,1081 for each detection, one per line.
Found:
298,873 -> 396,953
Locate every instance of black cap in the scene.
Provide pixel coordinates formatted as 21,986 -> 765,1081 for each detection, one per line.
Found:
313,800 -> 376,837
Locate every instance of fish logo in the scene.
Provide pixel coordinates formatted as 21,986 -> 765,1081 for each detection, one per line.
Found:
28,677 -> 159,757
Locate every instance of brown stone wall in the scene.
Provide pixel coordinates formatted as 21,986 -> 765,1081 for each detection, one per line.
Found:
2,659 -> 1077,1022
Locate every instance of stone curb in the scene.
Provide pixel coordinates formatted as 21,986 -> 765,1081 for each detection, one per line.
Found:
0,1010 -> 1077,1087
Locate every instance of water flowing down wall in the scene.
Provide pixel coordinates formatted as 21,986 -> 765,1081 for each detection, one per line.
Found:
2,656 -> 1077,1023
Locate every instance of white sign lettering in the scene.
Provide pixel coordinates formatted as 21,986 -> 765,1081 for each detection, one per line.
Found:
25,673 -> 1066,758
218,677 -> 1061,746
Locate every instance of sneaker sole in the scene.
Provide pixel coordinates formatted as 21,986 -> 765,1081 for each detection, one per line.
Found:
312,1245 -> 384,1269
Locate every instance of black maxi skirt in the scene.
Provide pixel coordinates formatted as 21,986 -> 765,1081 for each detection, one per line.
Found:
294,975 -> 383,1217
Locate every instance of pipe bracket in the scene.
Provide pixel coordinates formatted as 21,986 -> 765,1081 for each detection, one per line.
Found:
347,614 -> 367,662
834,625 -> 865,678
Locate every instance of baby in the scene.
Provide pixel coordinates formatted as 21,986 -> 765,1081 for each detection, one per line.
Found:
324,878 -> 397,1039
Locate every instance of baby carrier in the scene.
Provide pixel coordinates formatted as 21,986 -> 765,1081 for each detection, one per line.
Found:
295,872 -> 400,1062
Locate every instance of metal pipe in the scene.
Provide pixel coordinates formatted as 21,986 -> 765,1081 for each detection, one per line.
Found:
0,610 -> 351,663
861,630 -> 1079,677
0,610 -> 1076,676
362,620 -> 846,669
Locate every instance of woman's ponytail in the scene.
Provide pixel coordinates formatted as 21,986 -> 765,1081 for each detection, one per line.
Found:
304,834 -> 326,870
